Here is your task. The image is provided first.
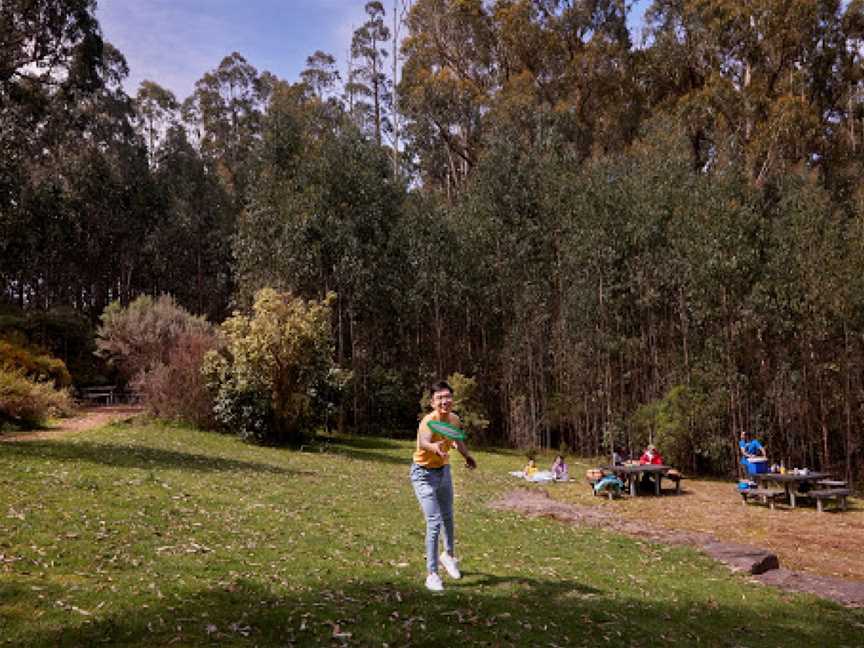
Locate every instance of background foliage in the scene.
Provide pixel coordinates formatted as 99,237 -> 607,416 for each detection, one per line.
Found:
5,1 -> 864,479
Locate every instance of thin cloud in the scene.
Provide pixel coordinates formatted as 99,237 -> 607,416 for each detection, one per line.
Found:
98,0 -> 240,100
96,0 -> 386,101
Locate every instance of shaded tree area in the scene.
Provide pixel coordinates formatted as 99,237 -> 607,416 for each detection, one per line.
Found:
395,0 -> 864,481
5,1 -> 864,480
1,3 -> 249,321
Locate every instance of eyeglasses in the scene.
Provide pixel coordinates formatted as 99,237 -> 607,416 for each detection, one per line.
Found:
433,393 -> 453,402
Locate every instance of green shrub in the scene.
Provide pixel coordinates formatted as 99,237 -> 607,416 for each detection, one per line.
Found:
630,382 -> 728,472
0,340 -> 72,387
203,288 -> 337,445
0,307 -> 102,386
0,368 -> 74,428
210,372 -> 274,443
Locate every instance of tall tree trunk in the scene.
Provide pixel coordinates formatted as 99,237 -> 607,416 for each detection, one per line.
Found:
844,323 -> 853,484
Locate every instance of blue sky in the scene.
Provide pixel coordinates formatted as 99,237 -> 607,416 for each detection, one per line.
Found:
97,0 -> 654,102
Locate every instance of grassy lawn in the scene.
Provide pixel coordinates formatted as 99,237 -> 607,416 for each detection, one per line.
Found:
2,421 -> 863,647
544,462 -> 864,581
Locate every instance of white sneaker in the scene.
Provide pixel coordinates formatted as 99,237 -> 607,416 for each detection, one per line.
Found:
425,572 -> 444,592
440,552 -> 461,579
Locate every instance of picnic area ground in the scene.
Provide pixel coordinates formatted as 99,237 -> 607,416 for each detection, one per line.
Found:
539,463 -> 864,583
1,414 -> 863,646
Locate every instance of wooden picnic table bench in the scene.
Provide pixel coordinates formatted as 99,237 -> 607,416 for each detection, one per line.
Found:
665,470 -> 685,494
741,488 -> 786,510
817,479 -> 848,488
603,464 -> 671,496
806,488 -> 851,513
752,472 -> 831,508
79,385 -> 117,405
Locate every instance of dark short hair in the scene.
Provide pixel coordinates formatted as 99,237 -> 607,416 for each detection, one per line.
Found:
430,381 -> 453,397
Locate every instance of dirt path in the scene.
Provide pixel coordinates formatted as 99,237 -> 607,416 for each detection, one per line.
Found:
0,405 -> 144,442
493,488 -> 864,607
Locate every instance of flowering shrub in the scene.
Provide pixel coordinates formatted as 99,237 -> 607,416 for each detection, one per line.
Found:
135,330 -> 221,428
96,295 -> 212,380
97,295 -> 219,426
0,340 -> 71,387
0,368 -> 73,429
203,288 -> 337,444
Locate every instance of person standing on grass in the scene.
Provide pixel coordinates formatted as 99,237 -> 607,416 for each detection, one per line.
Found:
409,380 -> 477,592
739,430 -> 766,462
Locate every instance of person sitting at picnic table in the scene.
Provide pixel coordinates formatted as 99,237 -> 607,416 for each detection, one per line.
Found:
639,444 -> 664,465
612,446 -> 627,466
638,444 -> 664,492
739,430 -> 766,462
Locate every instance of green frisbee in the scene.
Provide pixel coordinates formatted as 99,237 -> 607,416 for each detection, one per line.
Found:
427,420 -> 466,441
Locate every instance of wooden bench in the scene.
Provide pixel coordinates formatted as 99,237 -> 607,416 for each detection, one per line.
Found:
79,386 -> 117,405
816,480 -> 847,488
807,488 -> 851,513
125,389 -> 144,404
741,488 -> 786,510
665,470 -> 684,494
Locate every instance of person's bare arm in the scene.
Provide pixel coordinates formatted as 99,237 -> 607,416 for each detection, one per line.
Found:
418,426 -> 448,458
454,439 -> 477,469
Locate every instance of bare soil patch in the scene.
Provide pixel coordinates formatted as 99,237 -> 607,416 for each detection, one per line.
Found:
604,477 -> 864,581
0,405 -> 144,442
492,485 -> 864,607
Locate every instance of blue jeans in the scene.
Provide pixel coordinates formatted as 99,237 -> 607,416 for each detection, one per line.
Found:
410,463 -> 454,574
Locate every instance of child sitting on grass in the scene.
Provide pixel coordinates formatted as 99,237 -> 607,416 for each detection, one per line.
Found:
551,454 -> 569,481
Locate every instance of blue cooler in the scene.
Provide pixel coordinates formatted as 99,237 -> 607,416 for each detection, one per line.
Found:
744,457 -> 768,475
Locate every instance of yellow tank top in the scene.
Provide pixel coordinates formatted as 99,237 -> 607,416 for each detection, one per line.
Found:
412,412 -> 460,468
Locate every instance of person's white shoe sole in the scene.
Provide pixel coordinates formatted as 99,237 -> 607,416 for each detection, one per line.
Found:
440,553 -> 461,579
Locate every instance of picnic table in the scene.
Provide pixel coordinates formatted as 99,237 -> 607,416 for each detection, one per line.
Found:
604,464 -> 671,496
752,471 -> 831,508
79,385 -> 117,405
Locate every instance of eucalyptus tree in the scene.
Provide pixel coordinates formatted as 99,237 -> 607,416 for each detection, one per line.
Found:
642,0 -> 864,185
135,81 -> 179,167
490,0 -> 638,158
300,50 -> 341,99
146,125 -> 234,320
50,43 -> 152,314
236,79 -> 408,428
183,52 -> 271,199
349,1 -> 392,145
399,0 -> 496,194
0,0 -> 104,304
0,0 -> 102,95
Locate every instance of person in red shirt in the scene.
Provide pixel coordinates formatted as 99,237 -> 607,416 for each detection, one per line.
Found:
639,444 -> 664,465
638,444 -> 664,492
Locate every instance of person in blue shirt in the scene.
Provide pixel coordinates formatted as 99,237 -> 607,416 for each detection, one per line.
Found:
739,430 -> 766,463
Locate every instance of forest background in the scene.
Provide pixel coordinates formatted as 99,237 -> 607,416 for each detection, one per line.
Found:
4,0 -> 864,482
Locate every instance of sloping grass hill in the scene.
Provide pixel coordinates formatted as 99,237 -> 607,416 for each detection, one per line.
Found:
1,421 -> 863,647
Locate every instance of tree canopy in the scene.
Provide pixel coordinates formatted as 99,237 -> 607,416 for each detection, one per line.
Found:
4,0 -> 864,479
